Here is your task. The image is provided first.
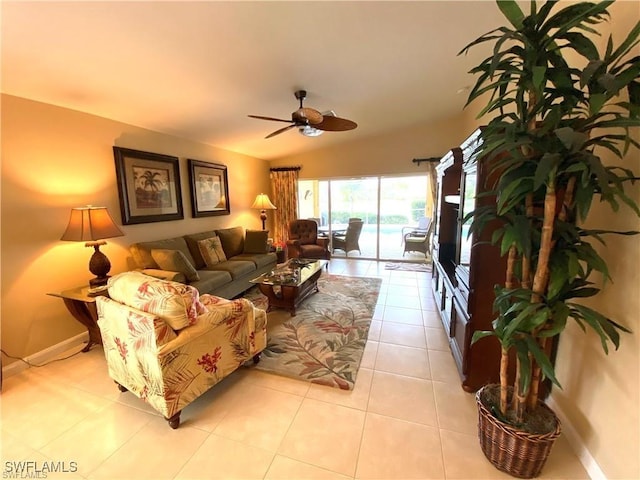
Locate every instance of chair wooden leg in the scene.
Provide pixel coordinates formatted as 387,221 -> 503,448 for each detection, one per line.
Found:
166,412 -> 181,429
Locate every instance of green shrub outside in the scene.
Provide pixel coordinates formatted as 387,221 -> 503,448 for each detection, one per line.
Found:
328,212 -> 409,224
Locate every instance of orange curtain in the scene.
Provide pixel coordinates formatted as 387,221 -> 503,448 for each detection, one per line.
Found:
424,161 -> 438,260
269,168 -> 300,243
425,161 -> 437,219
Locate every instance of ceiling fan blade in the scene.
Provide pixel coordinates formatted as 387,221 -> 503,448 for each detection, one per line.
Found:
248,115 -> 293,124
293,107 -> 323,125
265,124 -> 296,139
314,115 -> 358,132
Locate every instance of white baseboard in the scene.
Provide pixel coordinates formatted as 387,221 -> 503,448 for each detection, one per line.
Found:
547,395 -> 606,480
2,332 -> 89,379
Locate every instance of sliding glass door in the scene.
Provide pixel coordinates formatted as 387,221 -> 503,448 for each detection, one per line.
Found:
328,178 -> 378,258
298,175 -> 429,261
379,176 -> 429,260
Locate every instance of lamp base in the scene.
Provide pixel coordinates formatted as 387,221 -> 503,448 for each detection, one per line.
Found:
89,276 -> 111,287
87,242 -> 112,288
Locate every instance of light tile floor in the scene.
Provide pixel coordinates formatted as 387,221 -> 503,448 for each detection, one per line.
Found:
1,259 -> 589,479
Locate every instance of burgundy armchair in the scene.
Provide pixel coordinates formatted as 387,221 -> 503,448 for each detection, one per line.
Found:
286,219 -> 331,261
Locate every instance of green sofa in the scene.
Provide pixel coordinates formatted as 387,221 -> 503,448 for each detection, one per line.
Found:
128,227 -> 277,298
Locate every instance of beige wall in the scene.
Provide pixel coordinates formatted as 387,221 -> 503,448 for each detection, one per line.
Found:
1,94 -> 270,365
553,187 -> 639,480
550,3 -> 640,478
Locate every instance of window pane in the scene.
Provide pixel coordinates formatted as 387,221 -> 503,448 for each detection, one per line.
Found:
329,178 -> 378,258
380,176 -> 429,260
298,180 -> 328,226
296,174 -> 429,261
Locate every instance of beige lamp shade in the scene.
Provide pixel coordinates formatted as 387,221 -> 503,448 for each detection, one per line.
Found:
61,206 -> 124,243
251,193 -> 277,210
251,194 -> 276,230
60,206 -> 124,287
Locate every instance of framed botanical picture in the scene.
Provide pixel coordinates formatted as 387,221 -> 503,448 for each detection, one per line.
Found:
188,159 -> 231,217
113,147 -> 184,225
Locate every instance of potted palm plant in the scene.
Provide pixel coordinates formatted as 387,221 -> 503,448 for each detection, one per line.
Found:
459,0 -> 639,477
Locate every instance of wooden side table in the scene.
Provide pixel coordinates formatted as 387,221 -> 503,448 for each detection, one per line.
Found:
48,286 -> 106,352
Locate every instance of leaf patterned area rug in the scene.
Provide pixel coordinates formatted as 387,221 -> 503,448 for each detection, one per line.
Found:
247,274 -> 382,390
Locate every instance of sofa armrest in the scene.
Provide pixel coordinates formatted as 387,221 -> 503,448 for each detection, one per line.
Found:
286,239 -> 300,246
140,268 -> 187,283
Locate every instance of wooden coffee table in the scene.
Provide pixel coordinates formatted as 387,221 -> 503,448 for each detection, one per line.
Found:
251,259 -> 327,316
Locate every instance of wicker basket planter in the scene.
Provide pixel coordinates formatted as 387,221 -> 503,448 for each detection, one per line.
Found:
476,385 -> 561,478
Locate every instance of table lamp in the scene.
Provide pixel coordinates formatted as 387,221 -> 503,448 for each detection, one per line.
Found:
60,206 -> 124,287
251,193 -> 276,230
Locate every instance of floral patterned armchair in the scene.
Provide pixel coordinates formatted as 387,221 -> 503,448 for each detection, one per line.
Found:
96,271 -> 267,428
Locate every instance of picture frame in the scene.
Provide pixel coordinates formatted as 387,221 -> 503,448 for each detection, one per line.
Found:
188,159 -> 231,217
113,147 -> 184,225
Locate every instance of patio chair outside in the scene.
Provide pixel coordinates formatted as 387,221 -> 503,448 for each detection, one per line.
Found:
332,220 -> 364,256
401,216 -> 431,239
403,218 -> 433,257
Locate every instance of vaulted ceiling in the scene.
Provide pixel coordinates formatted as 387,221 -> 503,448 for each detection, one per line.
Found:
1,1 -> 506,160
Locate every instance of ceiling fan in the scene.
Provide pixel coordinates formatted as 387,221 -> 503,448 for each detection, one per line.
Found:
248,90 -> 357,139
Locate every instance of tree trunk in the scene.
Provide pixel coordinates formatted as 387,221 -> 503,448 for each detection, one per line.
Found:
559,176 -> 576,223
506,244 -> 518,289
514,353 -> 527,423
528,337 -> 547,410
500,243 -> 518,415
500,346 -> 509,415
511,355 -> 521,411
522,193 -> 534,289
524,177 -> 556,417
527,177 -> 573,408
531,182 -> 556,303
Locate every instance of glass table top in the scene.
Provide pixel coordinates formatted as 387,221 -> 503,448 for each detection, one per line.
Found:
250,259 -> 327,287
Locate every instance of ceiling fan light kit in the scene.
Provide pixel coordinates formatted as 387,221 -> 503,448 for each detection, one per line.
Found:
249,90 -> 357,139
299,125 -> 324,137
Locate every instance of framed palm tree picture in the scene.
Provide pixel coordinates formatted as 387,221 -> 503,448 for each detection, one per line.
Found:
113,147 -> 184,225
188,159 -> 230,217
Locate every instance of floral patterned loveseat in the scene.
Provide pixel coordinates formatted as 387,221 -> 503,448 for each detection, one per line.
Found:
96,271 -> 267,428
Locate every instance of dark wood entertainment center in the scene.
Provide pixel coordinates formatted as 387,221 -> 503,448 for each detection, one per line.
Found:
431,129 -> 508,392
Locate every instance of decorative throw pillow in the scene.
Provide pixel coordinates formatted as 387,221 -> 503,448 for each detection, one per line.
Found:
198,236 -> 227,267
107,271 -> 206,329
150,249 -> 200,282
243,230 -> 269,254
216,226 -> 244,257
183,230 -> 218,269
